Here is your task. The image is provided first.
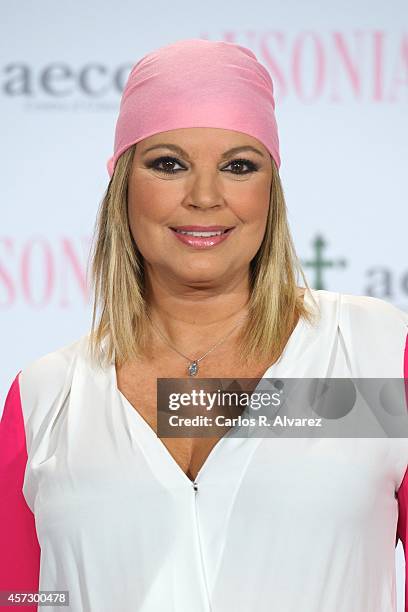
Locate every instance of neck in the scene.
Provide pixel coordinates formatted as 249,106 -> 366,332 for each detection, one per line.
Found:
143,269 -> 251,354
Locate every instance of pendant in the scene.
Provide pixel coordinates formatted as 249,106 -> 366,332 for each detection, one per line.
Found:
188,360 -> 199,376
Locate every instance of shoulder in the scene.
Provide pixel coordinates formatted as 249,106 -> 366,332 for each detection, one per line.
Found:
0,333 -> 90,479
18,333 -> 90,431
314,290 -> 408,377
312,289 -> 407,323
339,293 -> 408,361
312,288 -> 408,331
339,291 -> 408,327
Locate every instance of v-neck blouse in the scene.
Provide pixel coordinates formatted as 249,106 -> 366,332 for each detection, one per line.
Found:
1,289 -> 408,612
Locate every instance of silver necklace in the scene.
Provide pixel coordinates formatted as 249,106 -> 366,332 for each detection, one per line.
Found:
145,310 -> 247,376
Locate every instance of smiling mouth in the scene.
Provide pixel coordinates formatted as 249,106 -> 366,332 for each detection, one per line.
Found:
170,228 -> 234,237
168,226 -> 235,249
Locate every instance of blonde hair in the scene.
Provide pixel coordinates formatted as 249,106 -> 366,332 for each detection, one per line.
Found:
86,144 -> 318,370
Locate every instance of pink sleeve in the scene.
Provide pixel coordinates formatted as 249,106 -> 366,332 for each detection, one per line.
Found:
396,333 -> 408,610
0,372 -> 40,611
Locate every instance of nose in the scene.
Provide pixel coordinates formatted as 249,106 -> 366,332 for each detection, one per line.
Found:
183,171 -> 225,210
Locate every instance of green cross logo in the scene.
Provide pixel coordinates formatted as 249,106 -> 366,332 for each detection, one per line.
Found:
302,234 -> 347,290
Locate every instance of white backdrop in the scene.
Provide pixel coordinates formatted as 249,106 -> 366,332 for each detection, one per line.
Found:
1,0 -> 407,607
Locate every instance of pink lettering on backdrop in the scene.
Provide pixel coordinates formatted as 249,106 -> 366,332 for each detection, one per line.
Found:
292,32 -> 325,102
260,32 -> 287,98
331,31 -> 363,100
60,237 -> 90,307
198,30 -> 408,102
373,31 -> 385,101
0,237 -> 90,308
21,238 -> 54,307
0,238 -> 16,307
388,33 -> 408,101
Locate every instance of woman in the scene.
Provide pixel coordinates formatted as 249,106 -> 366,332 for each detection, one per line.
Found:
1,39 -> 407,612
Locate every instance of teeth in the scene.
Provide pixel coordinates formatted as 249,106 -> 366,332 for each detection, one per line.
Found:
175,230 -> 225,237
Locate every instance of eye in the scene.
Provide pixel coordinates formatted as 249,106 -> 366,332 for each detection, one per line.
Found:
145,155 -> 259,176
146,156 -> 186,175
223,158 -> 259,175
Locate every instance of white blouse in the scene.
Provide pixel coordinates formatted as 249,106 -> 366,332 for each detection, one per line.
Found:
1,288 -> 408,612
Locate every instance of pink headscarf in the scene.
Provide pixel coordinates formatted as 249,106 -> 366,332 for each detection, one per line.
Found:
107,38 -> 280,177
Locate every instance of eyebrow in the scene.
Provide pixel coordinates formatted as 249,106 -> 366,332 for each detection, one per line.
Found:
141,143 -> 265,160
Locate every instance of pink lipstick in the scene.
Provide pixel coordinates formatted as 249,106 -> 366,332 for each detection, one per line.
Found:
169,225 -> 235,249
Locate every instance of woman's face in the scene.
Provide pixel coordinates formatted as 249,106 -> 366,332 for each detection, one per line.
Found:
127,127 -> 273,287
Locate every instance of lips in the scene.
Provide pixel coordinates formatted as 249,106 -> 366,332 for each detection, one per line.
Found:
169,226 -> 235,249
170,225 -> 232,233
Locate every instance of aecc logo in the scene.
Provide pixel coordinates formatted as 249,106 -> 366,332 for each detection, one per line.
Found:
2,63 -> 133,98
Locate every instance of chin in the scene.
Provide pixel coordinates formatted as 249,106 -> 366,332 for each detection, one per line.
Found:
174,265 -> 230,284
